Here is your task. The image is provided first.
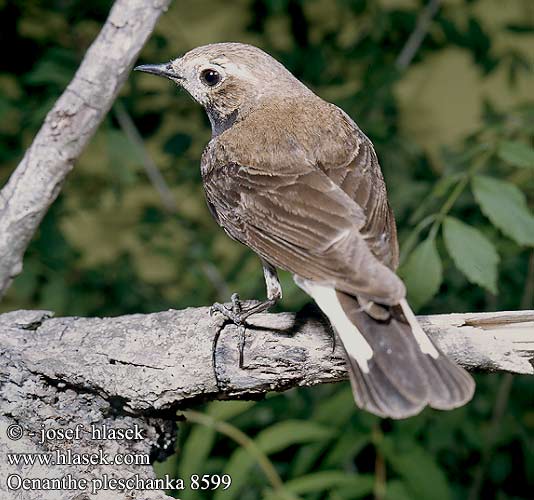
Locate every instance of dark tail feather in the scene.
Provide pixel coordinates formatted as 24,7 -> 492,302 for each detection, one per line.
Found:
418,347 -> 475,410
336,291 -> 475,419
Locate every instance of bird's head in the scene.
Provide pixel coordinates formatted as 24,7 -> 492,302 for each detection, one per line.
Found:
135,42 -> 311,135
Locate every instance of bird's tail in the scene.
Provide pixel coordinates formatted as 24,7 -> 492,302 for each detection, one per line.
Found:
301,280 -> 475,418
336,291 -> 474,418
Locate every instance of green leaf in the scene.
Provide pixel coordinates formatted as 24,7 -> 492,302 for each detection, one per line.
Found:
207,400 -> 256,420
177,403 -> 254,500
382,442 -> 452,500
399,237 -> 442,310
255,420 -> 333,454
384,480 -> 413,500
498,140 -> 534,168
216,421 -> 333,500
442,217 -> 499,293
472,175 -> 534,246
399,215 -> 435,265
178,425 -> 216,500
261,490 -> 300,500
153,452 -> 179,482
312,386 -> 355,425
291,442 -> 328,477
284,471 -> 374,496
213,449 -> 254,500
323,430 -> 370,468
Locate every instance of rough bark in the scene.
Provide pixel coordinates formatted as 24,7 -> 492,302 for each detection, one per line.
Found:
1,306 -> 533,499
0,0 -> 172,297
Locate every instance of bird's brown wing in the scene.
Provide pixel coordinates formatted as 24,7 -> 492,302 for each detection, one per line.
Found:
202,160 -> 405,305
316,108 -> 399,270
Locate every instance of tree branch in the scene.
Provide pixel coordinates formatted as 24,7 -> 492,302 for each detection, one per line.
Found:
114,100 -> 178,214
0,0 -> 172,297
395,0 -> 442,70
1,306 -> 532,412
1,306 -> 532,498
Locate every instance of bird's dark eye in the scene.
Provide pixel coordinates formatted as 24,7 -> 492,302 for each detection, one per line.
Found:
200,69 -> 221,87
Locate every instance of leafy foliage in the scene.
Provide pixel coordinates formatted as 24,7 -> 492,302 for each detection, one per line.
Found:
472,175 -> 534,247
498,140 -> 534,169
1,0 -> 533,499
399,236 -> 443,310
442,216 -> 499,294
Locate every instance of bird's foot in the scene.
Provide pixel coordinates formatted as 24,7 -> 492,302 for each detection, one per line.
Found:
209,292 -> 246,325
209,292 -> 276,326
210,293 -> 277,368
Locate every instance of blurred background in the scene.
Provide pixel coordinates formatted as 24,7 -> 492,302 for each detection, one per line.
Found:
0,0 -> 533,498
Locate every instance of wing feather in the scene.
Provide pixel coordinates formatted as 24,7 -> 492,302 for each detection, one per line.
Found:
200,97 -> 403,303
203,162 -> 405,305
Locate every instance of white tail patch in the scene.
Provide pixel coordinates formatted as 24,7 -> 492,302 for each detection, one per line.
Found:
399,299 -> 439,359
300,281 -> 373,373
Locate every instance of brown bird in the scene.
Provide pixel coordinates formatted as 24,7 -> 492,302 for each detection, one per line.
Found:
135,43 -> 475,419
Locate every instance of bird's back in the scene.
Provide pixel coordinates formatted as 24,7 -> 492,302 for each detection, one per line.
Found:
202,94 -> 399,270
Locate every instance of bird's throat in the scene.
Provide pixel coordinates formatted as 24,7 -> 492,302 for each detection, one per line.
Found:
206,106 -> 239,137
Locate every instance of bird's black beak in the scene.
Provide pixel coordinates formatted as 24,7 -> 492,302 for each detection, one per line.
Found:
134,63 -> 182,80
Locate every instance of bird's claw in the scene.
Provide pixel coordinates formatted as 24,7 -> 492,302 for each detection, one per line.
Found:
209,293 -> 246,325
209,293 -> 278,369
210,293 -> 250,369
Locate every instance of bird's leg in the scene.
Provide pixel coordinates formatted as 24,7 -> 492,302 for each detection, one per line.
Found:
239,260 -> 282,318
209,260 -> 282,367
209,260 -> 282,325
